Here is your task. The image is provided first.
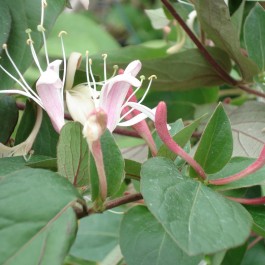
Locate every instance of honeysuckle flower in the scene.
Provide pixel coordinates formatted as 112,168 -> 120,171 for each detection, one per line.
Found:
66,52 -> 157,137
0,0 -> 66,133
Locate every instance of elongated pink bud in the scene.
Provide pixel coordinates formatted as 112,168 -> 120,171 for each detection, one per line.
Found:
155,101 -> 206,179
210,145 -> 265,185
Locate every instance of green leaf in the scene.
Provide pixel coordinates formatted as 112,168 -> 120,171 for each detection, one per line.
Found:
57,122 -> 89,189
0,155 -> 54,175
192,103 -> 233,175
15,102 -> 59,157
89,47 -> 231,91
45,12 -> 119,58
0,95 -> 18,144
124,159 -> 141,180
120,205 -> 202,265
245,205 -> 265,237
26,157 -> 57,171
141,157 -> 252,255
145,8 -> 170,29
244,4 -> 265,71
195,0 -> 259,81
0,168 -> 84,264
158,115 -> 206,160
70,211 -> 122,262
209,157 -> 265,190
229,101 -> 265,158
0,0 -> 65,89
241,241 -> 265,265
89,130 -> 125,202
221,244 -> 247,265
231,0 -> 246,38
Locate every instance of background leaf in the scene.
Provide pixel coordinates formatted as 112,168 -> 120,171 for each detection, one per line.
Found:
195,0 -> 259,81
0,168 -> 83,264
89,47 -> 231,91
244,4 -> 265,71
120,205 -> 202,265
0,95 -> 18,144
15,102 -> 59,157
141,157 -> 252,255
57,122 -> 89,189
229,101 -> 265,158
0,0 -> 65,89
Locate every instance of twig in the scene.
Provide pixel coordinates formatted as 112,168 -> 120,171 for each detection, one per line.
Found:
76,192 -> 143,219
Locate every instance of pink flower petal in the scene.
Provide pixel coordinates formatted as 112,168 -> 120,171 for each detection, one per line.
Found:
124,60 -> 142,76
36,60 -> 64,133
99,74 -> 141,132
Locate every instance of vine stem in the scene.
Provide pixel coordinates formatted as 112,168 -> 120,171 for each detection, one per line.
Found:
161,0 -> 237,85
160,0 -> 265,99
76,193 -> 143,219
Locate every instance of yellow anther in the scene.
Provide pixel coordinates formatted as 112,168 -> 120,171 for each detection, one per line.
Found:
148,75 -> 157,80
25,28 -> 32,34
102,54 -> 108,60
86,50 -> 89,56
42,0 -> 47,7
58,31 -> 67,37
2,44 -> 7,50
89,58 -> 92,65
26,39 -> 34,45
37,25 -> 45,32
113,65 -> 118,70
140,75 -> 146,80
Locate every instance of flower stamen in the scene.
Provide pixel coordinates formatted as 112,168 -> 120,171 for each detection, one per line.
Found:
58,31 -> 67,98
1,43 -> 43,105
102,53 -> 108,82
26,29 -> 43,73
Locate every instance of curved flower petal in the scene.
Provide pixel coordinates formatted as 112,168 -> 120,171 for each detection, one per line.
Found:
66,85 -> 95,125
36,60 -> 64,133
118,102 -> 156,127
124,60 -> 142,76
99,74 -> 141,132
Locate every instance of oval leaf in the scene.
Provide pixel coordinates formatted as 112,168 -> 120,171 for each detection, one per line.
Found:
120,205 -> 202,265
0,168 -> 84,264
141,157 -> 252,255
57,122 -> 89,189
192,103 -> 233,175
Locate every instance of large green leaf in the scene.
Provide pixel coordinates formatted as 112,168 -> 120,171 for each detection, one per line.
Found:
70,211 -> 122,262
195,0 -> 259,81
0,0 -> 65,89
0,95 -> 18,144
89,130 -> 125,202
0,168 -> 84,264
192,103 -> 233,175
209,157 -> 265,190
57,122 -> 89,189
89,47 -> 231,91
141,157 -> 252,255
120,205 -> 202,265
45,12 -> 119,58
244,4 -> 265,71
15,102 -> 59,157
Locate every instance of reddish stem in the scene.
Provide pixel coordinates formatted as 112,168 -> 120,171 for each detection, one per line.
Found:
155,102 -> 206,179
227,196 -> 265,205
209,145 -> 265,185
